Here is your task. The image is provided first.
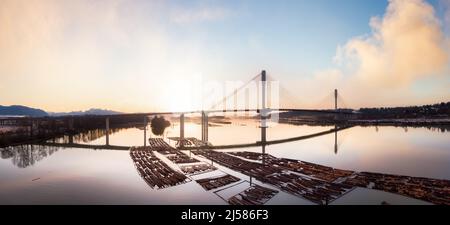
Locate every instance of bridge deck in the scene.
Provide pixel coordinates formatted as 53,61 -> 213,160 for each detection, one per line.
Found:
31,126 -> 352,151
0,108 -> 354,122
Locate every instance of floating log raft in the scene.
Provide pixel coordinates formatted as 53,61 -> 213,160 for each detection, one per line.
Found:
169,137 -> 210,148
147,138 -> 174,153
229,152 -> 276,161
148,138 -> 199,164
230,151 -> 353,182
166,153 -> 199,164
228,185 -> 278,205
343,172 -> 450,205
196,150 -> 450,205
195,150 -> 350,204
130,146 -> 188,189
180,164 -> 217,176
270,157 -> 353,183
264,171 -> 352,204
196,174 -> 241,191
196,151 -> 265,175
186,137 -> 210,147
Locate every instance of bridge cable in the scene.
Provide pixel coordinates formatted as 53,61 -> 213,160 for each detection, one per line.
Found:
208,73 -> 262,111
265,73 -> 304,109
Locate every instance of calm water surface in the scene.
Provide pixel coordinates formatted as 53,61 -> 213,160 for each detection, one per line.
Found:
1,116 -> 449,204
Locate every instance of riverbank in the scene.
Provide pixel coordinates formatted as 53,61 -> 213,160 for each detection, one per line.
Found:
279,117 -> 450,129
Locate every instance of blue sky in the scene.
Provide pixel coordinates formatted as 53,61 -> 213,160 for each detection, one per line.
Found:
174,0 -> 446,76
161,0 -> 390,78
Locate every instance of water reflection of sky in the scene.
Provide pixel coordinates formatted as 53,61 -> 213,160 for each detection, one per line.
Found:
0,118 -> 449,204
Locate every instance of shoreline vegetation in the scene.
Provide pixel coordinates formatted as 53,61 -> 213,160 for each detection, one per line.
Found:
278,118 -> 450,132
0,115 -> 148,147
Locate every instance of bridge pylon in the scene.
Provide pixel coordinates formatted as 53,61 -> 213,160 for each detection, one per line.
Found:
260,70 -> 269,128
334,89 -> 338,110
260,70 -> 268,163
201,111 -> 208,144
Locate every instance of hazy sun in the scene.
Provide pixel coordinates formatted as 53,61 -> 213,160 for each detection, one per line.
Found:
163,81 -> 199,112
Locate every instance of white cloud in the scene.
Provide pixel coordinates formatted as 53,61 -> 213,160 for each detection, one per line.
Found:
344,0 -> 448,86
306,0 -> 450,108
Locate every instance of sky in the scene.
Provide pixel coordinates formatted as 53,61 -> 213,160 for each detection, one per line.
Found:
0,0 -> 449,112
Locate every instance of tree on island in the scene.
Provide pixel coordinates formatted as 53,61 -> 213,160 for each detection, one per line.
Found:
150,116 -> 171,136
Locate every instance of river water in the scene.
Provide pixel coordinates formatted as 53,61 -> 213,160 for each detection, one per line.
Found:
0,116 -> 449,204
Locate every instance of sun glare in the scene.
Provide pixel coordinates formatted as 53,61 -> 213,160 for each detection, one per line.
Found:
164,81 -> 199,112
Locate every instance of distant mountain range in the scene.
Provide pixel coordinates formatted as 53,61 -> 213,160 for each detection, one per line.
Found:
0,105 -> 121,117
0,105 -> 48,117
48,108 -> 122,116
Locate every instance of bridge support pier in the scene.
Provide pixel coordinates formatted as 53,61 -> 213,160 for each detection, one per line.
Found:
206,113 -> 208,143
333,89 -> 342,121
180,114 -> 185,147
144,116 -> 147,147
334,89 -> 338,110
201,111 -> 208,144
260,70 -> 268,129
67,117 -> 74,133
51,119 -> 56,135
105,117 -> 110,146
37,120 -> 41,136
29,120 -> 33,137
334,125 -> 338,154
260,70 -> 268,164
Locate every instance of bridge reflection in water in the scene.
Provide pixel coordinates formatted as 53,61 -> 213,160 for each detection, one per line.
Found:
29,123 -> 348,154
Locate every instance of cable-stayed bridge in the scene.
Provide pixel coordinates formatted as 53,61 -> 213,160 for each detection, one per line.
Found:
0,70 -> 354,154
